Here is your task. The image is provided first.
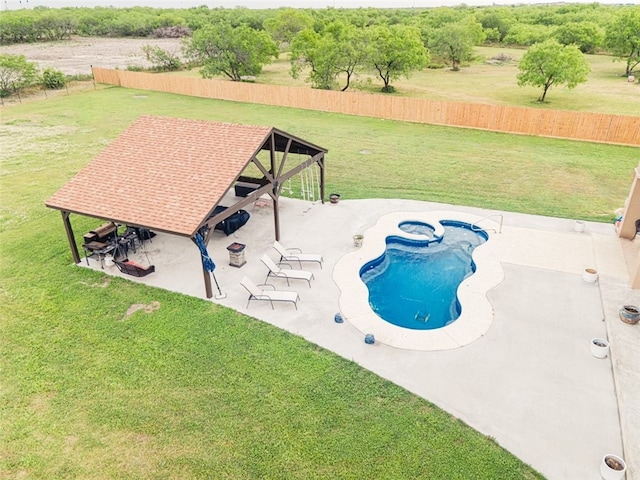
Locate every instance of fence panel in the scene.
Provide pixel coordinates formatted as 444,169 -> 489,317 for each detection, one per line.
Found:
92,68 -> 640,147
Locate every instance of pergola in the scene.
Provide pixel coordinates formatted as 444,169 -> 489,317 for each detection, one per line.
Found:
45,115 -> 328,298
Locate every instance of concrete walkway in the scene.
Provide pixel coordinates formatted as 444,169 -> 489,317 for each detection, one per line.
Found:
87,197 -> 640,480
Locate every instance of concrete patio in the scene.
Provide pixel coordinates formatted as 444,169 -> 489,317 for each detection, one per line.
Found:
84,197 -> 640,480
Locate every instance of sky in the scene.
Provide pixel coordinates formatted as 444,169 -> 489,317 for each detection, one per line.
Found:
4,0 -> 640,9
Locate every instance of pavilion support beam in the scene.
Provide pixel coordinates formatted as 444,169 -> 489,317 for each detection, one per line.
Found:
319,154 -> 325,204
269,133 -> 281,241
273,195 -> 281,241
61,210 -> 81,264
202,267 -> 213,299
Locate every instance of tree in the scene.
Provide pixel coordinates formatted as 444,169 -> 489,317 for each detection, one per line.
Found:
367,24 -> 430,93
142,45 -> 182,72
263,8 -> 314,49
0,54 -> 38,97
34,11 -> 77,41
503,23 -> 554,47
185,22 -> 278,82
429,20 -> 485,71
517,39 -> 590,102
554,21 -> 604,54
478,9 -> 514,42
290,21 -> 368,91
605,8 -> 640,76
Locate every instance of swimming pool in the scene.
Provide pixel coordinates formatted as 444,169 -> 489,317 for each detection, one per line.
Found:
360,221 -> 487,330
333,211 -> 504,351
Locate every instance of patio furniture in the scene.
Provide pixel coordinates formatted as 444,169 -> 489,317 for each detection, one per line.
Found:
207,205 -> 251,236
240,276 -> 299,310
260,254 -> 314,287
82,241 -> 116,268
82,222 -> 119,267
273,240 -> 323,269
83,222 -> 117,244
114,259 -> 155,277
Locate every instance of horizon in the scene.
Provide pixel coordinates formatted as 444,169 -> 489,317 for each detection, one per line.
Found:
3,0 -> 640,9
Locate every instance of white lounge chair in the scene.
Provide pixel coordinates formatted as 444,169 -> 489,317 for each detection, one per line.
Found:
273,240 -> 323,269
260,254 -> 314,287
240,276 -> 299,310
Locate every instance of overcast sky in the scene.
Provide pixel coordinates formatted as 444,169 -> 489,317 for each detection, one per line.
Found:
5,0 -> 640,9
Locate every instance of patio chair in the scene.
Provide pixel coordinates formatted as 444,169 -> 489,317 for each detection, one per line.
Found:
240,276 -> 299,310
260,254 -> 314,287
273,240 -> 323,269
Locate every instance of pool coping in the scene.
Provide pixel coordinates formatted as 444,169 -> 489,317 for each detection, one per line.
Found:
333,211 -> 504,351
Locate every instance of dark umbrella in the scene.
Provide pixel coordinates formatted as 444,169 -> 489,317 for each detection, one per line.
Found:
194,233 -> 225,298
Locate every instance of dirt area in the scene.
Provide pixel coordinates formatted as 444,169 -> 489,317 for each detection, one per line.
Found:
0,36 -> 184,75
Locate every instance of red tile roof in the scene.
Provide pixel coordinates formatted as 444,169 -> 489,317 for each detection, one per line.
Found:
46,116 -> 274,237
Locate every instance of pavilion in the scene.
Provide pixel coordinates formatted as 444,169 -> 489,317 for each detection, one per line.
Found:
45,115 -> 328,298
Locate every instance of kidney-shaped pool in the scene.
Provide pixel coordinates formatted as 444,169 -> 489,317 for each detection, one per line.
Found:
360,220 -> 488,330
333,211 -> 504,351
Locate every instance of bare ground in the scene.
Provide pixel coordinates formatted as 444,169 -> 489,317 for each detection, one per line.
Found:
0,36 -> 184,75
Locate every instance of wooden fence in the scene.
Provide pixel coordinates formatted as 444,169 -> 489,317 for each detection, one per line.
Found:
93,67 -> 640,147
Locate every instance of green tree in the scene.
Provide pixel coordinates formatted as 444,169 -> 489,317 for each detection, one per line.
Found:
503,23 -> 554,47
554,21 -> 604,54
185,22 -> 278,82
0,11 -> 39,44
107,11 -> 154,37
429,20 -> 485,71
34,11 -> 77,41
290,28 -> 333,89
263,8 -> 314,49
142,45 -> 182,71
290,21 -> 368,91
478,8 -> 514,42
367,24 -> 430,93
41,67 -> 67,90
0,54 -> 38,97
605,8 -> 640,76
517,39 -> 590,102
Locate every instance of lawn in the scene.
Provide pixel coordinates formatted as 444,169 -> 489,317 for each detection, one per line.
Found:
1,84 -> 638,478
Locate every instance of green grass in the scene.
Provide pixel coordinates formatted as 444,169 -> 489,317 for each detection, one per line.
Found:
3,84 -> 639,478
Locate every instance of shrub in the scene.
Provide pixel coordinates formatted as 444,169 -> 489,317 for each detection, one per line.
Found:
141,45 -> 182,72
0,54 -> 38,97
151,26 -> 191,38
41,67 -> 67,89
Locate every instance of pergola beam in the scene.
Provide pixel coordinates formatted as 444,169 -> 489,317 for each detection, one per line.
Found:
62,210 -> 81,264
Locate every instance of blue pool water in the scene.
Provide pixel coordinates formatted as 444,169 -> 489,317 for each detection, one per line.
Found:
360,221 -> 487,330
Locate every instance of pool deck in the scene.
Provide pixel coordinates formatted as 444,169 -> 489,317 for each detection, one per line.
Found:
85,197 -> 640,480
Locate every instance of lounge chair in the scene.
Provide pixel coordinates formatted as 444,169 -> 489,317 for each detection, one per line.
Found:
260,254 -> 314,287
240,276 -> 299,310
273,240 -> 323,269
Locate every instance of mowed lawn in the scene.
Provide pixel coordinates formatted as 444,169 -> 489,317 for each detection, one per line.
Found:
1,85 -> 638,478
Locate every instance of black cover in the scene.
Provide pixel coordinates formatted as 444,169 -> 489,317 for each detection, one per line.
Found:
211,206 -> 250,236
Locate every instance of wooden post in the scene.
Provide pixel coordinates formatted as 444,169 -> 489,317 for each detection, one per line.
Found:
319,154 -> 325,204
202,268 -> 213,299
61,211 -> 81,264
273,194 -> 281,241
